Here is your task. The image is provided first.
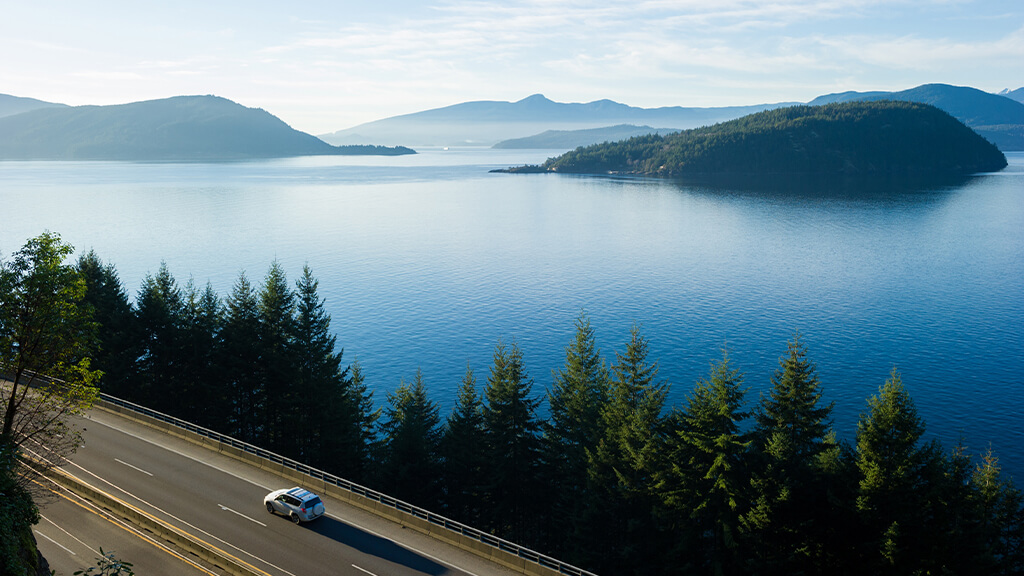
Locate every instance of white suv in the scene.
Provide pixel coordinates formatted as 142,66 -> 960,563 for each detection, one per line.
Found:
264,487 -> 325,523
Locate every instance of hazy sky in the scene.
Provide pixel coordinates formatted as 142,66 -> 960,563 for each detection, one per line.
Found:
3,0 -> 1022,134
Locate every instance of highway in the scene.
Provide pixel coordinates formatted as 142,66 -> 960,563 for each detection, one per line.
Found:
33,408 -> 519,576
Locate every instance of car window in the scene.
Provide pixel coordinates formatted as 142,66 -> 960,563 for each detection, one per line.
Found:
305,497 -> 322,508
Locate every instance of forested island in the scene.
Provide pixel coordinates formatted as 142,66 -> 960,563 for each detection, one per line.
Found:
501,101 -> 1007,177
3,232 -> 1023,576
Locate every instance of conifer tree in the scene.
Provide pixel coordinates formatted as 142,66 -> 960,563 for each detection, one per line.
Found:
743,333 -> 835,574
441,364 -> 487,524
179,280 -> 223,428
972,449 -> 1024,574
77,251 -> 139,399
379,369 -> 442,508
292,265 -> 351,467
220,272 -> 262,442
582,324 -> 668,574
341,357 -> 379,483
482,340 -> 543,545
542,311 -> 610,558
135,262 -> 185,412
659,352 -> 749,575
257,261 -> 296,454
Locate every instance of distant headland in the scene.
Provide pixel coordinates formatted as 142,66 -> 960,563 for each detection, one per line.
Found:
497,101 -> 1007,177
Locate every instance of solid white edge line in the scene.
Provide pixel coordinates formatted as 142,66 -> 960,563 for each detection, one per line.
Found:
351,564 -> 379,576
88,412 -> 485,576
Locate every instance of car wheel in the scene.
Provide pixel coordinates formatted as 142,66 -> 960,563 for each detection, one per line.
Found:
291,513 -> 301,524
266,502 -> 274,514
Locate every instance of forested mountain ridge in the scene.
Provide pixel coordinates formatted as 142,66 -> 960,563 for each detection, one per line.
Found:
513,101 -> 1007,177
0,93 -> 66,119
0,95 -> 414,160
809,84 -> 1024,150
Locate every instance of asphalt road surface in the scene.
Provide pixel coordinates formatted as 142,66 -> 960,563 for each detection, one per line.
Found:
33,408 -> 520,576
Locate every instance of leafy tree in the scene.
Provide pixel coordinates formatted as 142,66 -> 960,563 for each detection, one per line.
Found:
659,352 -> 749,575
542,310 -> 610,557
378,369 -> 442,508
482,339 -> 543,545
440,363 -> 487,524
742,333 -> 836,574
220,272 -> 262,442
76,251 -> 139,399
583,324 -> 668,574
0,438 -> 42,576
0,232 -> 99,460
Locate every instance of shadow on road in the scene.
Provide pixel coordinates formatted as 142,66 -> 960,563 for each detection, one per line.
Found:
303,515 -> 451,575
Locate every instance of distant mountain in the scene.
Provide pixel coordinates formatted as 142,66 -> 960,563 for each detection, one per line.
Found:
1000,88 -> 1024,104
320,94 -> 790,147
503,102 -> 1006,177
492,124 -> 680,149
0,95 -> 414,160
809,84 -> 1024,150
0,93 -> 66,119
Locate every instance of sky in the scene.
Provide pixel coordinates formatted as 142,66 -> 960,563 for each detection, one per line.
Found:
2,0 -> 1022,134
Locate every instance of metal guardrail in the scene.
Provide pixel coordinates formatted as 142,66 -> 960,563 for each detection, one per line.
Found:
98,392 -> 599,576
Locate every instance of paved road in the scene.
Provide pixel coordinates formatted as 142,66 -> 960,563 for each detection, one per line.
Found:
35,408 -> 518,576
33,478 -> 219,576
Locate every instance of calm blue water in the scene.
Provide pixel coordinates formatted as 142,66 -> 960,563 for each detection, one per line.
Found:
3,149 -> 1022,479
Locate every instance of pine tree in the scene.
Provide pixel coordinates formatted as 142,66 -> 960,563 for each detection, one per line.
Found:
659,352 -> 749,575
179,280 -> 223,428
76,251 -> 139,399
440,364 -> 487,525
341,357 -> 379,484
134,262 -> 184,413
257,261 -> 296,454
292,265 -> 351,468
582,324 -> 668,574
854,368 -> 932,574
482,340 -> 543,545
972,448 -> 1024,574
742,333 -> 835,574
220,272 -> 262,442
379,369 -> 442,508
542,311 -> 610,558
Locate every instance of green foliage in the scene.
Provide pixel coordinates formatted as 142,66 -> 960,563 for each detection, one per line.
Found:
540,101 -> 1007,176
76,251 -> 139,400
0,232 -> 99,449
0,439 -> 41,576
581,324 -> 668,574
441,364 -> 487,524
659,352 -> 749,575
74,548 -> 134,576
482,340 -> 543,544
379,369 -> 442,508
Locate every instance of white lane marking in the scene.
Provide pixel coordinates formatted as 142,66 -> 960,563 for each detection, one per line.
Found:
88,414 -> 483,576
351,565 -> 378,576
57,459 -> 299,576
40,514 -> 99,557
115,458 -> 154,476
219,504 -> 267,526
35,530 -> 76,555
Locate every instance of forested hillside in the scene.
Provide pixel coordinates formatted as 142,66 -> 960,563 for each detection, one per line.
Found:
517,101 -> 1006,177
11,233 -> 1009,576
0,95 -> 414,160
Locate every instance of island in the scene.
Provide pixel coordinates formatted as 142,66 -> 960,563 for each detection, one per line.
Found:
498,101 -> 1007,177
